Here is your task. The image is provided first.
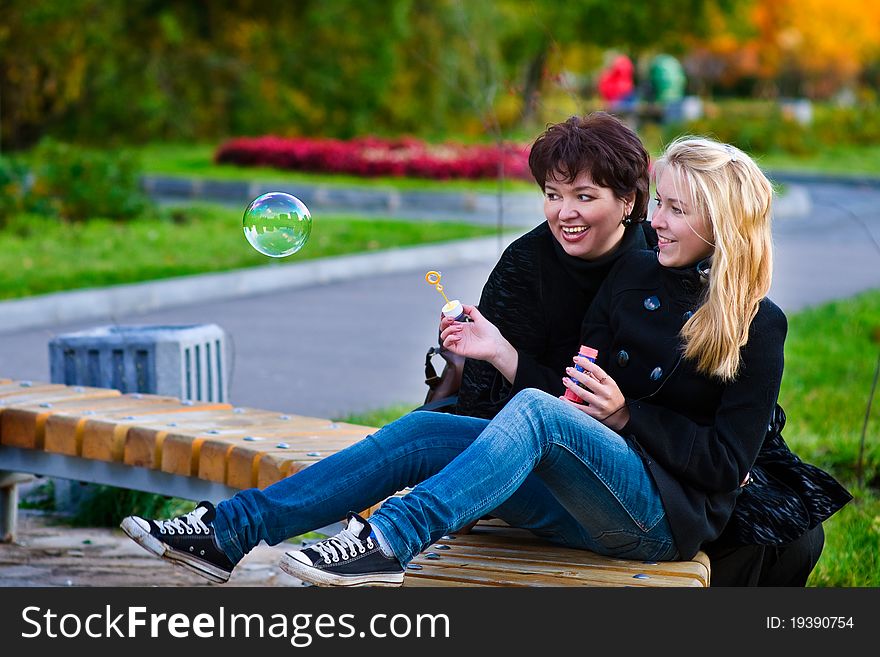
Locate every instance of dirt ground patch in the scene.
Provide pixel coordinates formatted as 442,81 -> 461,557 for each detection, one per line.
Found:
0,511 -> 308,587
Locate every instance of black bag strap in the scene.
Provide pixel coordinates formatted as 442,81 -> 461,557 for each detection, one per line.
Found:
425,346 -> 442,388
417,395 -> 459,413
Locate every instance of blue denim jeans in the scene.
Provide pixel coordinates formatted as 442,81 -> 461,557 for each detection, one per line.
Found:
212,388 -> 678,565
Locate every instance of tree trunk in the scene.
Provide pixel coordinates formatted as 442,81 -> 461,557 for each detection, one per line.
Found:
520,46 -> 548,125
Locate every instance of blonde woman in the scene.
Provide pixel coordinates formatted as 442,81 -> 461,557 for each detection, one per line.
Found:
564,137 -> 848,568
123,138 -> 848,586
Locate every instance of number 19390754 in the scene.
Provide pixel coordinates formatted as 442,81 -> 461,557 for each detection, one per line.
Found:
766,616 -> 854,629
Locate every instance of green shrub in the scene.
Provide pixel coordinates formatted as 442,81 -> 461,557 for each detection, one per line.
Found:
18,479 -> 57,511
662,101 -> 880,156
68,486 -> 195,528
812,105 -> 880,147
27,140 -> 152,221
662,109 -> 818,155
0,155 -> 30,226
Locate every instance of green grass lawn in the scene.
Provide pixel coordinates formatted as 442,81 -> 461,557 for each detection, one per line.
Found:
0,204 -> 506,300
777,289 -> 880,586
637,125 -> 880,178
757,145 -> 880,178
131,143 -> 536,193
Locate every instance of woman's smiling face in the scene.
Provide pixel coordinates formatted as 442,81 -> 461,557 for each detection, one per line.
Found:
544,170 -> 630,260
651,168 -> 715,268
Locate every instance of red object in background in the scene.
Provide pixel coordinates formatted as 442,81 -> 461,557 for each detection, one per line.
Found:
215,136 -> 533,181
598,55 -> 635,103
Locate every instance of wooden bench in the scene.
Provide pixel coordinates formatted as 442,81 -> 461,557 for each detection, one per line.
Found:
0,378 -> 710,587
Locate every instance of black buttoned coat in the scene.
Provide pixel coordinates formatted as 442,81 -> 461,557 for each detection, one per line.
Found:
581,250 -> 787,560
454,221 -> 653,419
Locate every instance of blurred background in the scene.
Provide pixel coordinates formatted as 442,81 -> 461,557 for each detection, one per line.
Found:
3,0 -> 880,154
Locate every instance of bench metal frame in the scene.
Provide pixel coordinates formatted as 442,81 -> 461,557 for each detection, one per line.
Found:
0,445 -> 344,543
0,444 -> 240,502
0,444 -> 240,542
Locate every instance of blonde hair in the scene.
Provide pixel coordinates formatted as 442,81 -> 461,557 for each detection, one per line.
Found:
654,137 -> 774,381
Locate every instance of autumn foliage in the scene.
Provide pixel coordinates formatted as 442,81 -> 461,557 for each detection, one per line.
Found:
688,0 -> 880,97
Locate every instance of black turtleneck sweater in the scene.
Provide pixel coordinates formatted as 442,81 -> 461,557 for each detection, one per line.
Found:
581,249 -> 788,559
454,221 -> 654,419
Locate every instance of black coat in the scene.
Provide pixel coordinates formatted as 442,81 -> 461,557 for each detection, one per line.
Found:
454,222 -> 654,419
581,250 -> 788,559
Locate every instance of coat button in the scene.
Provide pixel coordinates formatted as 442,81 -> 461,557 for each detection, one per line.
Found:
616,350 -> 630,367
643,295 -> 661,311
682,310 -> 693,321
650,366 -> 663,381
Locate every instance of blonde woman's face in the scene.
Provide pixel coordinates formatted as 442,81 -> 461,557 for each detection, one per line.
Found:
651,169 -> 715,268
543,170 -> 628,260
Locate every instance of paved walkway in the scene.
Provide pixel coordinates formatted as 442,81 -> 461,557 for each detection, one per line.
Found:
2,177 -> 880,419
144,174 -> 547,226
0,511 -> 307,587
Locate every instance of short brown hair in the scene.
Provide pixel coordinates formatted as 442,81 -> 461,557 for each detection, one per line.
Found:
528,112 -> 650,223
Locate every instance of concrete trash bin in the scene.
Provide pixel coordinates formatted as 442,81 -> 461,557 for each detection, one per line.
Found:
48,324 -> 229,403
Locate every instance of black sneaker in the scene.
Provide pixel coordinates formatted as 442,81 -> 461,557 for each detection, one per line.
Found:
120,501 -> 235,583
280,512 -> 404,587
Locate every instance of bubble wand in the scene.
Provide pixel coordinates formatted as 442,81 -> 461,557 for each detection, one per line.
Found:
425,271 -> 450,304
425,271 -> 467,321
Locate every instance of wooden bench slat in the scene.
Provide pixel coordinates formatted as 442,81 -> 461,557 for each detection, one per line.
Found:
404,525 -> 709,587
219,424 -> 375,488
0,385 -> 118,404
0,386 -> 115,409
42,401 -> 231,459
134,411 -> 295,477
1,389 -> 123,449
0,382 -> 67,397
419,540 -> 709,583
415,541 -> 707,586
406,552 -> 707,586
136,414 -> 374,485
429,524 -> 709,584
3,393 -> 218,452
121,408 -> 329,476
223,432 -> 373,487
405,561 -> 705,587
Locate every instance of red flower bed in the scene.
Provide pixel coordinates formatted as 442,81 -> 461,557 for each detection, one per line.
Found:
214,135 -> 533,181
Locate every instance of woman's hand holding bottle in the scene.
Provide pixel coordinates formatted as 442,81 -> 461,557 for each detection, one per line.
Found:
561,356 -> 630,431
440,304 -> 518,383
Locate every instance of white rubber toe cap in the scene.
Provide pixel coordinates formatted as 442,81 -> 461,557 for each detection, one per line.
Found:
285,550 -> 312,566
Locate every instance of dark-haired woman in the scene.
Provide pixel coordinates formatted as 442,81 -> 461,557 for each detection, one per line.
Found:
448,112 -> 656,420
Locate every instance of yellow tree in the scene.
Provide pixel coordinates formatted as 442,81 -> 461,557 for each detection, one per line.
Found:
689,0 -> 880,97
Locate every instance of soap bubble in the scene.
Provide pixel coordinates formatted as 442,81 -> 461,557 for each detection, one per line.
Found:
242,192 -> 312,258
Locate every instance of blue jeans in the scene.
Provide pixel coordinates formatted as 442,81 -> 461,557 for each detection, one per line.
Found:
212,388 -> 678,565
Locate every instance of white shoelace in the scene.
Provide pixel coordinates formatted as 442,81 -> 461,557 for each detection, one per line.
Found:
312,527 -> 374,564
156,507 -> 210,535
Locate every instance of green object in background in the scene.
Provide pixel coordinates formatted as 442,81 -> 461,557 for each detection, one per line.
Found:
649,54 -> 686,103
